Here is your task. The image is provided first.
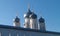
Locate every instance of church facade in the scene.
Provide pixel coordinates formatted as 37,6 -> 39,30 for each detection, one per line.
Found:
13,7 -> 46,31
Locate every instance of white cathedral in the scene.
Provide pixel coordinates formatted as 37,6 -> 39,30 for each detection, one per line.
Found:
0,6 -> 60,36
13,7 -> 45,31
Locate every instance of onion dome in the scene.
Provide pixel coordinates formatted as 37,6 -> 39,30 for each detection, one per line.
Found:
14,16 -> 20,23
39,17 -> 45,23
29,12 -> 37,19
24,9 -> 32,18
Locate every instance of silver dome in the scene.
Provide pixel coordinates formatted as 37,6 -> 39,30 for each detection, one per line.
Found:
39,17 -> 45,23
29,12 -> 37,19
24,9 -> 32,18
14,16 -> 20,23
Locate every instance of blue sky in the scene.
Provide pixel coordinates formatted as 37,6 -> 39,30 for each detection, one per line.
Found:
0,0 -> 60,32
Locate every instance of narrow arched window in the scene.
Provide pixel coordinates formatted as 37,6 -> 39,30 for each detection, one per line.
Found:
24,34 -> 25,36
9,33 -> 11,36
0,32 -> 1,36
17,34 -> 19,36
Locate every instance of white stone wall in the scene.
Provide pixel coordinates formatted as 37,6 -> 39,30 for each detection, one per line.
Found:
39,23 -> 46,31
24,18 -> 30,28
13,22 -> 20,27
30,19 -> 38,29
25,18 -> 30,24
0,28 -> 60,36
